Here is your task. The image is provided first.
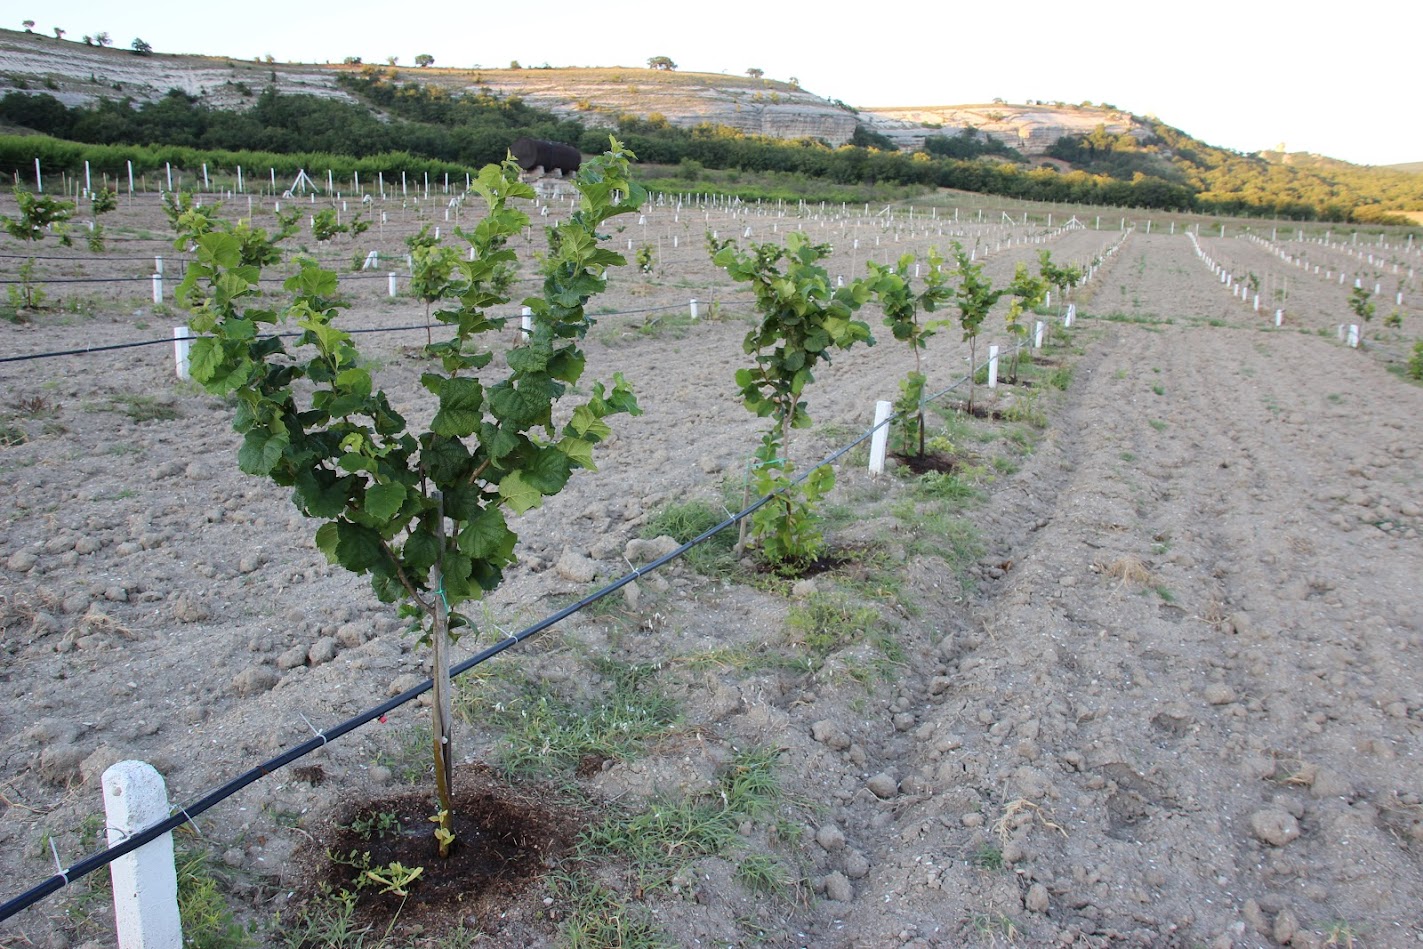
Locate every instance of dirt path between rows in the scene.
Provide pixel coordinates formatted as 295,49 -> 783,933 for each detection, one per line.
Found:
811,234 -> 1423,946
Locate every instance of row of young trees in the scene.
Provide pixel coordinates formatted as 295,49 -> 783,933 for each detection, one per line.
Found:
50,141 -> 1076,858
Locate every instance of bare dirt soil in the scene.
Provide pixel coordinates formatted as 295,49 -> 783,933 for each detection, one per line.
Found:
1,187 -> 1421,949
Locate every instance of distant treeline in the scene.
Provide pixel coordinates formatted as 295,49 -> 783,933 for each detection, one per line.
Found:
1,80 -> 1418,223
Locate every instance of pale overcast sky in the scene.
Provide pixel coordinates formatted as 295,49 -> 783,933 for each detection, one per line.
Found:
31,1 -> 1421,166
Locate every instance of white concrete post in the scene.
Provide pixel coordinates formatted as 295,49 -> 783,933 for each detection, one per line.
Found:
987,345 -> 1000,388
103,761 -> 182,949
1034,321 -> 1045,349
689,299 -> 700,320
388,273 -> 398,297
151,274 -> 163,303
868,400 -> 893,476
173,327 -> 193,380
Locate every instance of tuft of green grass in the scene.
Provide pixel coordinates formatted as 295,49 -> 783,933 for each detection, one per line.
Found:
278,887 -> 375,949
736,852 -> 797,900
1148,418 -> 1167,432
1043,366 -> 1073,390
720,746 -> 781,818
177,846 -> 256,949
910,471 -> 981,508
88,393 -> 181,423
1320,919 -> 1360,948
786,593 -> 880,660
968,912 -> 1020,942
548,872 -> 669,948
1003,391 -> 1046,427
580,797 -> 736,869
971,843 -> 1005,872
1151,384 -> 1164,396
458,660 -> 679,778
640,498 -> 737,577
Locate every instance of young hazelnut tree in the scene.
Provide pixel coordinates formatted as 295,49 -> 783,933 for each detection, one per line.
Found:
176,143 -> 645,856
710,232 -> 874,566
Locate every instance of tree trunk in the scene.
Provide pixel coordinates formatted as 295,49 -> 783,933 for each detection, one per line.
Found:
430,496 -> 455,858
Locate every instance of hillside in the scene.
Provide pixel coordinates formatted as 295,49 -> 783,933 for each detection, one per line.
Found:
0,29 -> 1144,155
1,28 -> 1420,223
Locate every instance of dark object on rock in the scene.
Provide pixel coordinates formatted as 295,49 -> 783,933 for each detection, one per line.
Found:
511,138 -> 582,176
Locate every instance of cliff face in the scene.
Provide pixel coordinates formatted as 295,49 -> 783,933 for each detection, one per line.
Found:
861,104 -> 1146,156
407,68 -> 860,144
0,32 -> 358,112
0,32 -> 859,145
0,30 -> 1137,156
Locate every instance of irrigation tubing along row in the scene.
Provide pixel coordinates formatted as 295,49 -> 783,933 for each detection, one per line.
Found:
0,302 -> 703,364
0,359 -> 976,924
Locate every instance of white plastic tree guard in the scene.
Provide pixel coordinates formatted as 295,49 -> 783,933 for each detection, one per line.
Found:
867,400 -> 893,476
173,327 -> 193,380
521,306 -> 533,338
689,299 -> 700,320
388,273 -> 398,297
1034,321 -> 1045,349
987,345 -> 1000,388
151,274 -> 162,304
103,761 -> 182,949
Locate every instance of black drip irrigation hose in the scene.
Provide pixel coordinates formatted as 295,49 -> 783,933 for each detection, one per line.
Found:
0,361 -> 976,925
0,302 -> 711,365
0,253 -> 187,263
0,275 -> 151,286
